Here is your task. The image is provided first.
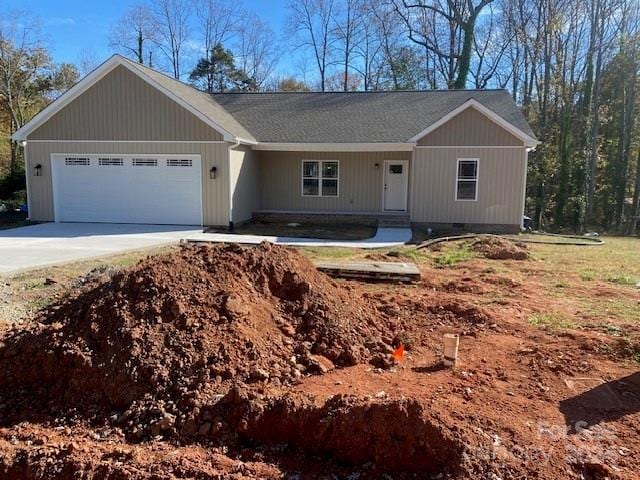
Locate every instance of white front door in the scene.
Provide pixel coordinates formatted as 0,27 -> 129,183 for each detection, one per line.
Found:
383,160 -> 408,211
51,154 -> 202,225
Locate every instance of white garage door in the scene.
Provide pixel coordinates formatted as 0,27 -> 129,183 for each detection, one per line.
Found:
51,154 -> 202,225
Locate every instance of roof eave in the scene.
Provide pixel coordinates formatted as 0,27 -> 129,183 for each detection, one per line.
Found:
252,142 -> 416,152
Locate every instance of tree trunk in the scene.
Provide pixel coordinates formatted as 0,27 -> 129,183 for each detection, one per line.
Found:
137,29 -> 144,63
454,21 -> 474,89
555,104 -> 571,226
631,148 -> 640,235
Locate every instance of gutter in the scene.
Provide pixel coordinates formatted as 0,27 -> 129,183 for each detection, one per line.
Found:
227,138 -> 241,231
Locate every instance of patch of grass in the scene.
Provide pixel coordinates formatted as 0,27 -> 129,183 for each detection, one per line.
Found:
389,247 -> 430,263
110,254 -> 146,268
606,274 -> 637,286
529,312 -> 574,331
605,324 -> 623,336
433,244 -> 475,267
529,237 -> 639,287
22,280 -> 45,290
579,270 -> 596,281
579,296 -> 640,324
300,246 -> 364,260
28,296 -> 54,311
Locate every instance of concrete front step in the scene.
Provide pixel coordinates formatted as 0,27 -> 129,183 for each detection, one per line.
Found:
378,216 -> 411,228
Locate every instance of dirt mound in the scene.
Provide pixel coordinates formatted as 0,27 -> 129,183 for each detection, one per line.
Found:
226,390 -> 466,476
0,243 -> 390,438
472,236 -> 529,260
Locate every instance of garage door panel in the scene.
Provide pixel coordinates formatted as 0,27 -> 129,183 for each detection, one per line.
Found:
52,154 -> 202,225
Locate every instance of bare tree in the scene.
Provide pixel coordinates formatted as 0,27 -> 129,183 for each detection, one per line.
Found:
195,0 -> 238,59
333,0 -> 364,91
108,4 -> 157,65
236,13 -> 279,91
0,13 -> 50,175
392,0 -> 495,88
152,0 -> 191,79
76,48 -> 100,76
351,2 -> 384,90
288,0 -> 338,91
370,1 -> 417,90
470,3 -> 514,88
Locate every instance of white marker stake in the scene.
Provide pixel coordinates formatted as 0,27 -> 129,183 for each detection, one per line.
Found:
443,334 -> 459,367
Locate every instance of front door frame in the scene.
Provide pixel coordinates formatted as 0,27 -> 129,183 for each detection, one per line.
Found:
382,159 -> 409,212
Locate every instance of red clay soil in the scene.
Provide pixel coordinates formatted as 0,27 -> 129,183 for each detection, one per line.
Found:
0,243 -> 639,479
472,236 -> 530,260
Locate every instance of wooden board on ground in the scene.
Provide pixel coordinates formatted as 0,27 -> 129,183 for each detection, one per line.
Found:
314,260 -> 421,282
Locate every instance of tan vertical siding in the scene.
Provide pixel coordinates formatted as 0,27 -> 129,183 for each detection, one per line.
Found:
417,108 -> 523,146
258,151 -> 410,213
29,66 -> 224,141
410,147 -> 526,226
25,141 -> 230,226
229,145 -> 259,223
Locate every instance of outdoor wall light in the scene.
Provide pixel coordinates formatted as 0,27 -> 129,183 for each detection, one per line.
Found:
34,164 -> 42,177
374,163 -> 380,170
209,166 -> 217,179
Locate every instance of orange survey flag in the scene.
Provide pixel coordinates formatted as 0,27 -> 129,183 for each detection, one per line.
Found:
391,344 -> 405,362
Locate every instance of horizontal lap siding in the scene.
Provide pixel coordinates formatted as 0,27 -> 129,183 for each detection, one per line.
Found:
25,141 -> 230,226
258,151 -> 410,213
410,147 -> 526,225
29,66 -> 223,142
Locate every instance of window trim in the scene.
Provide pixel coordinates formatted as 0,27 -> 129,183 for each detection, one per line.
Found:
455,158 -> 479,202
301,159 -> 340,198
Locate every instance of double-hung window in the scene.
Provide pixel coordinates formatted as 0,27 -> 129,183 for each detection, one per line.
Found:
302,160 -> 339,197
456,159 -> 478,201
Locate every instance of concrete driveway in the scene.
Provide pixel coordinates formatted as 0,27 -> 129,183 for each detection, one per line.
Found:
0,223 -> 203,275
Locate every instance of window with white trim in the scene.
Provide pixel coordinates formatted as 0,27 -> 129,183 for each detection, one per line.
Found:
302,160 -> 339,197
456,159 -> 478,201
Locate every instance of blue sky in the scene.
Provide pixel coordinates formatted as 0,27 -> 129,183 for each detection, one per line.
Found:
4,0 -> 292,74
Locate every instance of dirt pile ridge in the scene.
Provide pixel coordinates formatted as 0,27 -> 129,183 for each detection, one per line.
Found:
0,243 -> 391,438
472,236 -> 530,260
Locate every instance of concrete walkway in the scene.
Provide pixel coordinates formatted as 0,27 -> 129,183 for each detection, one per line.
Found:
0,223 -> 202,275
185,227 -> 412,249
0,223 -> 412,275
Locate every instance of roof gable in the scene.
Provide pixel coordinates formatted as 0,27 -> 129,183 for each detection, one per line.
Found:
29,65 -> 225,141
409,98 -> 536,147
13,55 -> 255,143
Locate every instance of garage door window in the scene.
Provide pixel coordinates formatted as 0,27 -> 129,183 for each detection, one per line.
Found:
133,158 -> 158,167
167,159 -> 193,167
99,158 -> 124,166
65,157 -> 90,166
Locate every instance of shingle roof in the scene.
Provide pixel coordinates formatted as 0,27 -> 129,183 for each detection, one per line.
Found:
123,55 -> 534,145
211,90 -> 535,143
